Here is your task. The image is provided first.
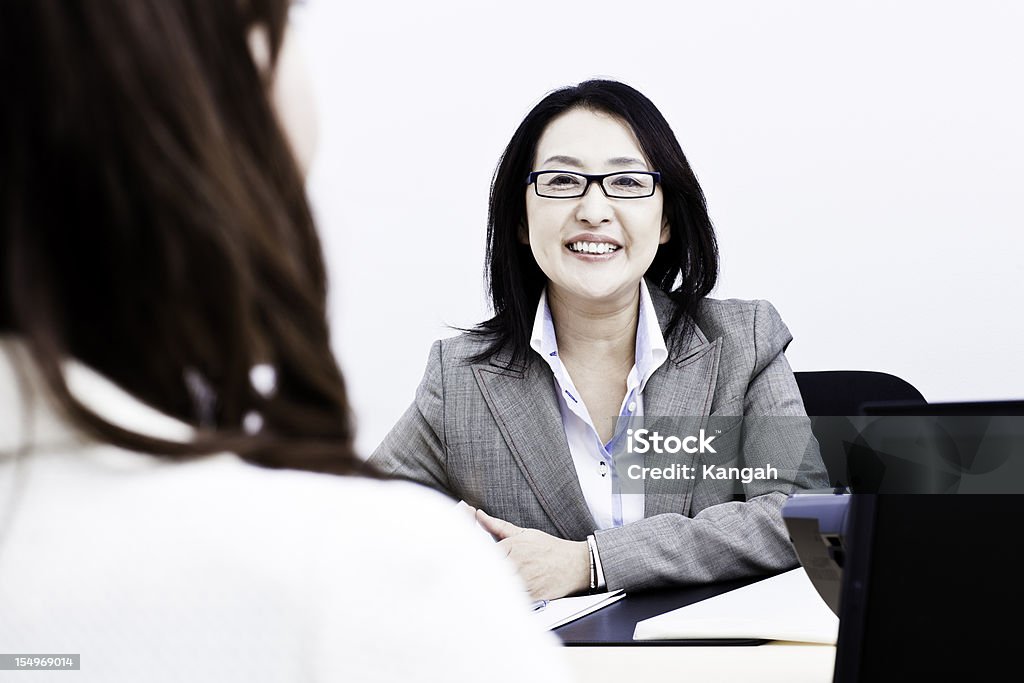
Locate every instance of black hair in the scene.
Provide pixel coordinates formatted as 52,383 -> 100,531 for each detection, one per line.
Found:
472,79 -> 719,366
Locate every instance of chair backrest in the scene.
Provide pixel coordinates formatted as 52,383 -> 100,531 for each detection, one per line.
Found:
793,371 -> 927,491
794,370 -> 925,417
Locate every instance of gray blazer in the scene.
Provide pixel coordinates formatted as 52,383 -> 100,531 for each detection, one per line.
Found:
371,288 -> 829,592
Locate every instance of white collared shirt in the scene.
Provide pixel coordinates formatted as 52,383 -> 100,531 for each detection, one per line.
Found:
530,281 -> 669,533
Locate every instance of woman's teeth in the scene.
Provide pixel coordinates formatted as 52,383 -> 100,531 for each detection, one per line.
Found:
567,241 -> 620,255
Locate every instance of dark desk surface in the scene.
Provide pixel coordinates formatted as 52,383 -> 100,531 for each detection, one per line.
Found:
554,573 -> 779,646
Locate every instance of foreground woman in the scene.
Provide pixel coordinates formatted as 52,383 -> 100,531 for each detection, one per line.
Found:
0,2 -> 567,680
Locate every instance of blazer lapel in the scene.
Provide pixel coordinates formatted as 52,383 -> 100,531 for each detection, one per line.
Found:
472,357 -> 597,540
642,288 -> 722,518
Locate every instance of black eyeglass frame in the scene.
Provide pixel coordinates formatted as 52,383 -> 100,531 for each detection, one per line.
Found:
525,170 -> 662,199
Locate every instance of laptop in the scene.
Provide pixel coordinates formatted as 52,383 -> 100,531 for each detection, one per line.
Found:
860,399 -> 1024,417
832,400 -> 1024,679
833,493 -> 1024,680
837,400 -> 1024,493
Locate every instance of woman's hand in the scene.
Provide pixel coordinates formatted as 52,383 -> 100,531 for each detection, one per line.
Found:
475,509 -> 591,600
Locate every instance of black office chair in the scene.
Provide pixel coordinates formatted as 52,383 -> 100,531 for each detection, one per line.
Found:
794,370 -> 925,417
793,371 -> 926,490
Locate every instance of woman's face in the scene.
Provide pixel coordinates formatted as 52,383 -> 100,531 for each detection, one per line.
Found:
524,107 -> 668,307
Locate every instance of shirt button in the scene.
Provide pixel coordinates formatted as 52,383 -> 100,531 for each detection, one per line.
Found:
628,402 -> 637,412
598,461 -> 608,477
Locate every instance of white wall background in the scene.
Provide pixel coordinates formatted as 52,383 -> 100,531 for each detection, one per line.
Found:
294,0 -> 1024,456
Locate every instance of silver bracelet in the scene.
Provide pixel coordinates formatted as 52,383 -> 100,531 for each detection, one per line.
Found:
588,539 -> 596,593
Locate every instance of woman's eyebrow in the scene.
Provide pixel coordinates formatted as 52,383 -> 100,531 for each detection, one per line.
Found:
539,155 -> 583,168
607,156 -> 648,168
538,155 -> 649,169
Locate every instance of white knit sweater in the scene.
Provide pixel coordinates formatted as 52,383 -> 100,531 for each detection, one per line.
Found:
0,340 -> 569,682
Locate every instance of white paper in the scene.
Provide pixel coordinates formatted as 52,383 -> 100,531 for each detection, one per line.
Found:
533,589 -> 627,630
632,568 -> 839,644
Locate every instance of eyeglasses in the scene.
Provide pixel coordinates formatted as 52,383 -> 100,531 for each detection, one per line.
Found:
526,170 -> 661,199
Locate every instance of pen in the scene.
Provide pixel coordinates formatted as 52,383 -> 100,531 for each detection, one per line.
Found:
531,599 -> 548,611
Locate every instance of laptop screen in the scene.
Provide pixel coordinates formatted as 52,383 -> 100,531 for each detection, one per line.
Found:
833,400 -> 1024,678
860,399 -> 1024,417
834,494 -> 1024,680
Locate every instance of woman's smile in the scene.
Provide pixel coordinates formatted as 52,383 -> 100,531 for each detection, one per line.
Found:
564,235 -> 623,260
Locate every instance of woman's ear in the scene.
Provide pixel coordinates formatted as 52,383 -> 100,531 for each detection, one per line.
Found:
659,217 -> 670,244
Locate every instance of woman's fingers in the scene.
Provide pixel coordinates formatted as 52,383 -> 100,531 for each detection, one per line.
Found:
475,509 -> 522,540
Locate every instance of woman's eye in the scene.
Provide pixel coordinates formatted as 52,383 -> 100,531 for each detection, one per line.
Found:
611,176 -> 642,188
548,174 -> 581,187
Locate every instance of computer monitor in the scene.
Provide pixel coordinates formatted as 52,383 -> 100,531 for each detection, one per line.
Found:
831,400 -> 1024,679
860,399 -> 1024,417
804,400 -> 1023,495
833,493 -> 1024,681
838,400 -> 1024,494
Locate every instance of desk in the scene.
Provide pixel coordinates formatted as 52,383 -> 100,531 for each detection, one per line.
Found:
561,643 -> 835,683
552,575 -> 836,682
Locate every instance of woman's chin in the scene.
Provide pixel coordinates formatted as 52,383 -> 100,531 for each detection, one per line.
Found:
553,276 -> 640,308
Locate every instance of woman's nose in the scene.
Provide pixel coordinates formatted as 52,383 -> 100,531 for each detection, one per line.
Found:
574,182 -> 613,225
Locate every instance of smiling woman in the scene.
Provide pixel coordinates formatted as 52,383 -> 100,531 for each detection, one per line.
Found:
371,80 -> 829,600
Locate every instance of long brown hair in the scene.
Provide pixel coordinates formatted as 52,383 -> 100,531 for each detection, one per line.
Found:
0,0 -> 373,476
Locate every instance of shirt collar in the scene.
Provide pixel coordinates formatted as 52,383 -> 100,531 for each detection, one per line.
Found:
529,289 -> 559,364
636,279 -> 669,391
529,281 -> 668,389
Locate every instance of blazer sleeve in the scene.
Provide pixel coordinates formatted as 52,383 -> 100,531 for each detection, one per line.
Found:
593,300 -> 830,592
369,341 -> 455,498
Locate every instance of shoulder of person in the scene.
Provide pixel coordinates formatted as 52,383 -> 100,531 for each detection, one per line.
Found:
420,331 -> 509,376
204,460 -> 568,680
10,449 -> 568,681
169,454 -> 480,547
689,298 -> 796,384
66,449 -> 516,599
695,297 -> 792,346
